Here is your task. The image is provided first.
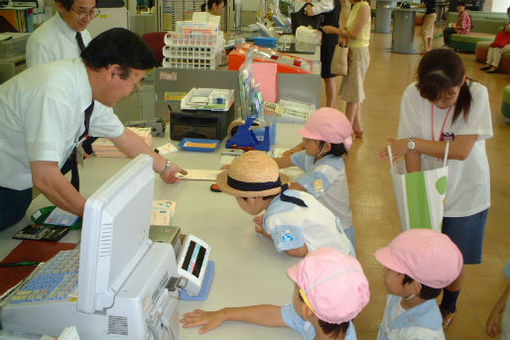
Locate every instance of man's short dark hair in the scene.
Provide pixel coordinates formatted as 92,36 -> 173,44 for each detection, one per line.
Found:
56,0 -> 98,11
81,28 -> 158,77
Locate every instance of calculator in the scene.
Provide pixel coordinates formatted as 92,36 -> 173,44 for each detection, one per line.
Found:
13,224 -> 70,242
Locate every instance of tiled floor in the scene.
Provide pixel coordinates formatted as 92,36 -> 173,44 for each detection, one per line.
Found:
323,26 -> 510,339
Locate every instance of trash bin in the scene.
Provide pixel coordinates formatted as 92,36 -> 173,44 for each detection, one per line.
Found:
375,0 -> 396,33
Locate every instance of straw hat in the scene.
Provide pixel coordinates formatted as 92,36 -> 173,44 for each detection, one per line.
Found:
216,151 -> 290,197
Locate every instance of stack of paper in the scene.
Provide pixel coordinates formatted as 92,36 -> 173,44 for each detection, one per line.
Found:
92,127 -> 153,158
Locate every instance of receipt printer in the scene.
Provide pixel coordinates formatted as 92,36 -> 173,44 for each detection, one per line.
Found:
176,234 -> 212,297
170,106 -> 235,141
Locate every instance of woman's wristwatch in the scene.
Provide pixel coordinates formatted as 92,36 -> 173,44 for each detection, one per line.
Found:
407,137 -> 416,152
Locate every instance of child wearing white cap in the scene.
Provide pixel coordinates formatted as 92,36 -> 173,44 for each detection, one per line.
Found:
375,229 -> 463,340
216,151 -> 354,257
486,259 -> 510,340
274,108 -> 356,248
180,248 -> 370,340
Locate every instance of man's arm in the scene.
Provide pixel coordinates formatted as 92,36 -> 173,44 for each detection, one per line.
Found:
31,161 -> 87,217
110,128 -> 186,181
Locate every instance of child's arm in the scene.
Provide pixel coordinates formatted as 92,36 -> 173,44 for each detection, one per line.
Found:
284,245 -> 308,257
486,284 -> 510,337
282,142 -> 305,158
180,305 -> 286,334
274,156 -> 294,169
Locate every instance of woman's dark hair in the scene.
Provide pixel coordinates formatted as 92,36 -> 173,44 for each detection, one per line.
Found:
416,49 -> 472,124
297,290 -> 350,337
320,141 -> 348,157
81,28 -> 158,78
402,274 -> 442,300
507,6 -> 510,13
201,0 -> 225,11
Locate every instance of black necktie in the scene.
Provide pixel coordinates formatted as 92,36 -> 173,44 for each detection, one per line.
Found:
67,31 -> 95,191
69,101 -> 94,191
76,31 -> 86,52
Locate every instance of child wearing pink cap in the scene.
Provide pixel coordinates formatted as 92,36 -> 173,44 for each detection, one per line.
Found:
375,229 -> 463,340
486,259 -> 510,340
274,107 -> 356,248
180,248 -> 370,340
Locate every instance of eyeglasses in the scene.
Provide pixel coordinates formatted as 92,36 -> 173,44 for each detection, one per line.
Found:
70,7 -> 101,19
129,73 -> 144,92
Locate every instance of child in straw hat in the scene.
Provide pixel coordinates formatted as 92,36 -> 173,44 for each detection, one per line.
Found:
216,151 -> 353,258
375,229 -> 463,339
274,107 -> 355,248
181,248 -> 370,340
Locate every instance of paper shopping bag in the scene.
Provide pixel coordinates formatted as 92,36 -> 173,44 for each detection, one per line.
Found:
388,143 -> 449,231
331,45 -> 348,76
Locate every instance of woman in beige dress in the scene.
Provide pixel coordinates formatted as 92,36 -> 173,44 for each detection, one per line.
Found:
323,0 -> 370,137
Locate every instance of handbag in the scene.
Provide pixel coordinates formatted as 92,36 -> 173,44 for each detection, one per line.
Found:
290,4 -> 323,34
388,143 -> 449,232
331,44 -> 348,76
491,30 -> 510,48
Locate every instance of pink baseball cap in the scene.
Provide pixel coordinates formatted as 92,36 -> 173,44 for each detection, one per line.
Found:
299,108 -> 353,150
375,229 -> 463,289
287,248 -> 370,324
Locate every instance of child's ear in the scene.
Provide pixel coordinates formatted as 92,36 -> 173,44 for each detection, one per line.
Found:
324,142 -> 332,153
301,303 -> 315,321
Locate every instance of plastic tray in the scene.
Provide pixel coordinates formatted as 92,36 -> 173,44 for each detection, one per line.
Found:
180,88 -> 234,111
178,138 -> 220,152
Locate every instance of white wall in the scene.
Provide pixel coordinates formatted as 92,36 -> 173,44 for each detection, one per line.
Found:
490,0 -> 510,11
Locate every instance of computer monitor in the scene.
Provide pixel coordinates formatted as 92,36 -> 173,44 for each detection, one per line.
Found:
77,154 -> 155,313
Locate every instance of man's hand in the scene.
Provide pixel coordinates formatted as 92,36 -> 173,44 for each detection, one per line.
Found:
160,162 -> 187,183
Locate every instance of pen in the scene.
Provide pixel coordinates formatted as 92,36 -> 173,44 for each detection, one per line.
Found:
0,261 -> 40,268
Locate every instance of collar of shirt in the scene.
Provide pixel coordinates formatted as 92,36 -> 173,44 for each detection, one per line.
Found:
54,12 -> 82,41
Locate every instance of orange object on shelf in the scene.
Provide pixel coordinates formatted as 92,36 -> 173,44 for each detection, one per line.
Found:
228,43 -> 313,74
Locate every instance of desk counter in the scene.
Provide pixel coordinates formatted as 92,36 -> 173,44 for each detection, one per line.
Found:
0,123 -> 305,340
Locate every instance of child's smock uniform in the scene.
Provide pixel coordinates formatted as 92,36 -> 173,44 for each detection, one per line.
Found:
290,151 -> 353,242
398,81 -> 492,218
376,294 -> 445,340
281,304 -> 357,340
502,260 -> 510,340
263,189 -> 354,256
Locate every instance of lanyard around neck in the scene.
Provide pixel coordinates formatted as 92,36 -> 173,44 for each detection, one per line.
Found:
431,103 -> 452,142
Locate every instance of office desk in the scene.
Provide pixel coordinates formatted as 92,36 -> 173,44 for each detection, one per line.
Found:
0,123 -> 305,340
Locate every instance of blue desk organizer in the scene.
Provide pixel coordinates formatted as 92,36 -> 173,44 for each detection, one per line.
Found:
179,260 -> 215,301
225,117 -> 271,151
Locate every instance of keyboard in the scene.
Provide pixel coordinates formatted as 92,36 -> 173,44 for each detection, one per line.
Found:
9,250 -> 79,304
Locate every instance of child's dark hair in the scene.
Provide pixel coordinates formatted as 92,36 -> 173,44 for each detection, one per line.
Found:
416,49 -> 472,124
456,1 -> 466,7
240,195 -> 277,201
320,141 -> 348,157
402,274 -> 441,300
298,290 -> 349,337
201,0 -> 225,11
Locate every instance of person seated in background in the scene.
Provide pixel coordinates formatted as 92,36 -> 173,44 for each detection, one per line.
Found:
443,1 -> 472,46
201,0 -> 226,16
181,248 -> 370,340
480,6 -> 510,73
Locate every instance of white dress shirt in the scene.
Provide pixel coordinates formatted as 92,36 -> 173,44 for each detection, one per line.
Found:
0,59 -> 124,190
26,13 -> 92,67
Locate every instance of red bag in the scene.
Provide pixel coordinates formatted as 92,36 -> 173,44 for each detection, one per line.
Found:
491,30 -> 510,48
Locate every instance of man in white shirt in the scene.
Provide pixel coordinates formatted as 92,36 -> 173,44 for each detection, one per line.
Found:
26,0 -> 96,67
27,0 -> 104,178
0,28 -> 185,230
